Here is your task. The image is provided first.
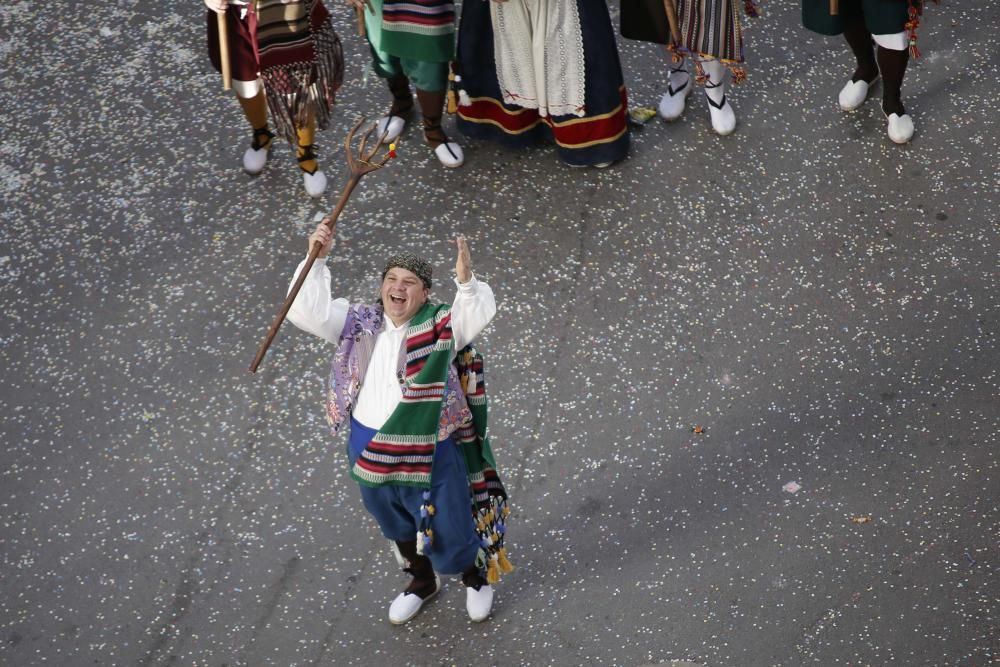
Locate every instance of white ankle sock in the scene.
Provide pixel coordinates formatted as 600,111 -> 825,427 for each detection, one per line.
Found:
702,58 -> 727,105
669,66 -> 690,93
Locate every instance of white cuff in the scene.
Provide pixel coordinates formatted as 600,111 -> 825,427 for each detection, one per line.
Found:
873,32 -> 908,51
232,78 -> 263,99
455,273 -> 479,293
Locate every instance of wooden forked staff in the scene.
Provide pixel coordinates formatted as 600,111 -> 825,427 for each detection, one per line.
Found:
661,0 -> 682,48
248,118 -> 396,373
355,6 -> 366,37
217,12 -> 232,90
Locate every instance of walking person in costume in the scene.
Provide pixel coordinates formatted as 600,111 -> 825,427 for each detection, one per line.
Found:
286,222 -> 512,624
454,0 -> 631,168
621,0 -> 759,136
802,0 -> 930,144
205,0 -> 344,196
343,0 -> 464,167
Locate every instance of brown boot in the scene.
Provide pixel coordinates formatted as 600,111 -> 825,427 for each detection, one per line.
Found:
416,88 -> 464,168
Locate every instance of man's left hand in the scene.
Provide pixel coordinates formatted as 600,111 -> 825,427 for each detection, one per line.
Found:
453,236 -> 472,283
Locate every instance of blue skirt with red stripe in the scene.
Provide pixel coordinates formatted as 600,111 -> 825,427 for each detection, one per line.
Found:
455,0 -> 631,167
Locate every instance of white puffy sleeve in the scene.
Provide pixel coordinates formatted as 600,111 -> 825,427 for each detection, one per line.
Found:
450,274 -> 496,352
286,258 -> 350,346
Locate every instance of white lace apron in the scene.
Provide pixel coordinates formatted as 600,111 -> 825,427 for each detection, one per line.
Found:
490,0 -> 586,118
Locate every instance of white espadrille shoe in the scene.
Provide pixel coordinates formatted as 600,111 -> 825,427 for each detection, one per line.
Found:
242,146 -> 268,175
658,71 -> 693,121
466,584 -> 493,622
706,93 -> 736,136
839,75 -> 880,111
242,128 -> 274,175
885,111 -> 914,144
302,169 -> 327,198
375,115 -> 406,143
388,575 -> 440,625
434,142 -> 464,169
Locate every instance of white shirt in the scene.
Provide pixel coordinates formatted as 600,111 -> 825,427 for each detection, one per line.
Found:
286,258 -> 497,430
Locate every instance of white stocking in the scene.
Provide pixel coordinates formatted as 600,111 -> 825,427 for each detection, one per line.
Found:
701,58 -> 727,105
668,62 -> 690,94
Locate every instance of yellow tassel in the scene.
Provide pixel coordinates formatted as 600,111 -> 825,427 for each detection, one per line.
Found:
486,557 -> 500,584
498,548 -> 514,573
490,533 -> 499,544
426,504 -> 435,516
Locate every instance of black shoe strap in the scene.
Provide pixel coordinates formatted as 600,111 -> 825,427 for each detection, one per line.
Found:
667,78 -> 689,97
251,127 -> 275,151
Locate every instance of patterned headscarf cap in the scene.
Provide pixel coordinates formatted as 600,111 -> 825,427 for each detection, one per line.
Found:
382,252 -> 432,288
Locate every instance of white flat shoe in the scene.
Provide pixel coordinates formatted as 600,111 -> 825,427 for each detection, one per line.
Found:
657,75 -> 692,121
434,142 -> 464,168
707,94 -> 736,136
388,575 -> 440,625
302,169 -> 327,197
242,145 -> 269,175
243,128 -> 274,175
839,76 -> 880,111
466,584 -> 493,622
376,115 -> 406,142
886,112 -> 914,144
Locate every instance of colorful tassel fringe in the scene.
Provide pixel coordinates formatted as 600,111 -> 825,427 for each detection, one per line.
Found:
473,496 -> 514,585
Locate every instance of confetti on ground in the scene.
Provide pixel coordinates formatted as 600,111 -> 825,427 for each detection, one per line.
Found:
0,1 -> 996,666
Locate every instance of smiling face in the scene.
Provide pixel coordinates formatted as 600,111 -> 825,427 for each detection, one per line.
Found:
380,267 -> 429,325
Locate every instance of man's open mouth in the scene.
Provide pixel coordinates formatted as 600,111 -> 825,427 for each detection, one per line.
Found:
389,295 -> 406,304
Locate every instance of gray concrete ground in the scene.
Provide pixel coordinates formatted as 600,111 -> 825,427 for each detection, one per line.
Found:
1,0 -> 997,665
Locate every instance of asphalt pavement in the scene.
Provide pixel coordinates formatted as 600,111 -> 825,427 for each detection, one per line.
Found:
1,1 -> 997,665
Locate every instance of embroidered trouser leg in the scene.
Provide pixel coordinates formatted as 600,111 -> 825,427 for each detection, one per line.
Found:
349,417 -> 480,575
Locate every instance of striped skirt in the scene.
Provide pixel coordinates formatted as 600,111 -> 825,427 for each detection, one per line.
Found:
621,0 -> 746,63
677,0 -> 745,62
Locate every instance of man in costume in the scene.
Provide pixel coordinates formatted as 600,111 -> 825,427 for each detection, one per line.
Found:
802,0 -> 928,143
621,0 -> 759,136
205,0 -> 344,196
454,0 -> 631,168
286,222 -> 511,623
342,0 -> 464,167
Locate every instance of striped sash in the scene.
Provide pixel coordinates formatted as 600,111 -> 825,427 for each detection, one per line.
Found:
351,303 -> 455,488
383,0 -> 455,35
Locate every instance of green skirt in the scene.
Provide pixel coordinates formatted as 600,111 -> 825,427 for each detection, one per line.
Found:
802,0 -> 909,36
